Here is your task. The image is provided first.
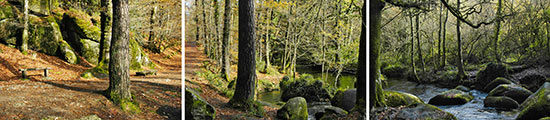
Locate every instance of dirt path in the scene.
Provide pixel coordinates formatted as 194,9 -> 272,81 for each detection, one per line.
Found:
0,44 -> 182,119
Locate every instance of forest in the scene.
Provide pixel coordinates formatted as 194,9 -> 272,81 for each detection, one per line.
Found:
184,0 -> 366,119
370,0 -> 550,119
0,0 -> 182,119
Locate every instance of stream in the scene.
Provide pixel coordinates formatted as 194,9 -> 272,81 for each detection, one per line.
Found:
385,78 -> 519,120
258,66 -> 357,104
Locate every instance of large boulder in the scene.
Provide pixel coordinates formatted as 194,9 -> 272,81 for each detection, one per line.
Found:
483,77 -> 513,92
330,89 -> 356,111
60,9 -> 102,64
516,82 -> 550,120
280,74 -> 332,103
488,84 -> 532,103
0,19 -> 21,45
27,17 -> 65,56
483,96 -> 519,110
475,62 -> 509,90
185,88 -> 216,120
393,103 -> 457,120
383,90 -> 423,107
519,74 -> 547,92
428,89 -> 473,105
277,97 -> 308,120
436,70 -> 461,88
130,38 -> 153,70
308,105 -> 347,120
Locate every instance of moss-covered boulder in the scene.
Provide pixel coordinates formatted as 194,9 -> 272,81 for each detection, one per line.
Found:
519,74 -> 547,92
383,90 -> 423,107
59,40 -> 77,64
277,97 -> 308,120
483,96 -> 519,110
129,38 -> 153,70
80,38 -> 99,63
488,84 -> 532,103
27,17 -> 65,56
483,77 -> 513,92
393,103 -> 457,120
185,87 -> 216,120
475,62 -> 509,90
428,89 -> 474,105
0,19 -> 21,45
540,117 -> 550,120
436,70 -> 461,88
516,82 -> 550,120
382,64 -> 407,78
280,74 -> 332,103
330,89 -> 356,111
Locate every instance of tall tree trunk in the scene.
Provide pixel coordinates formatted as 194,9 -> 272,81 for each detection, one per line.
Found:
266,8 -> 273,70
356,0 -> 366,113
547,22 -> 550,56
221,0 -> 232,81
201,0 -> 210,56
195,0 -> 200,42
438,2 -> 443,69
20,0 -> 28,54
416,14 -> 425,72
229,0 -> 257,109
409,14 -> 420,82
370,0 -> 385,108
108,0 -> 132,106
493,0 -> 502,62
148,6 -> 157,52
442,8 -> 448,69
457,0 -> 466,80
214,0 -> 222,67
99,0 -> 111,64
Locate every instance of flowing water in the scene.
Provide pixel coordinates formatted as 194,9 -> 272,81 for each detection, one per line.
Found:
258,65 -> 357,105
385,78 -> 519,120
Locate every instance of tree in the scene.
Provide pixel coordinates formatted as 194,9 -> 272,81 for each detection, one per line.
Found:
370,0 -> 385,108
356,0 -> 366,113
228,0 -> 257,109
456,0 -> 466,80
107,0 -> 135,111
98,0 -> 111,64
20,0 -> 29,54
493,0 -> 502,62
221,0 -> 232,81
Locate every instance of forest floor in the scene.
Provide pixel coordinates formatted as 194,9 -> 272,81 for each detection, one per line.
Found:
184,39 -> 283,120
0,44 -> 182,119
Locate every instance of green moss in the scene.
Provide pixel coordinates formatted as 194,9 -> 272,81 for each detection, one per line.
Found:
0,3 -> 13,19
517,87 -> 548,119
109,91 -> 141,114
384,91 -> 423,107
81,72 -> 93,79
249,101 -> 265,117
66,8 -> 101,40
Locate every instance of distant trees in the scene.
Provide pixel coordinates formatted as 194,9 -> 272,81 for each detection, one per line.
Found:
130,0 -> 181,53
